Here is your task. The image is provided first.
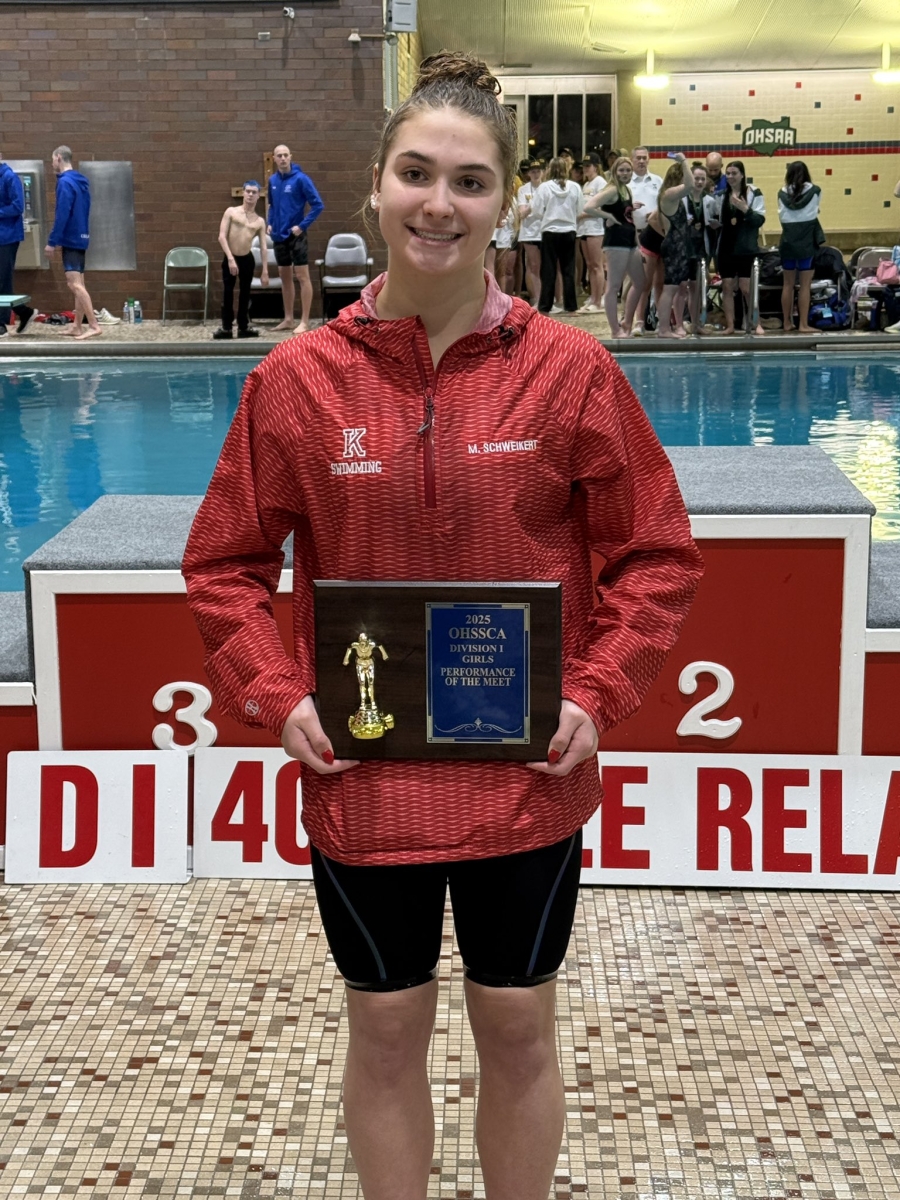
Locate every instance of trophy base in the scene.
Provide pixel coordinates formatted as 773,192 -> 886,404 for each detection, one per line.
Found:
349,708 -> 395,740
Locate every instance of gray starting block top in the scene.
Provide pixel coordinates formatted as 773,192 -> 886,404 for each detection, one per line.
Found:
22,494 -> 295,575
868,542 -> 900,629
0,592 -> 29,682
0,294 -> 29,306
666,446 -> 875,516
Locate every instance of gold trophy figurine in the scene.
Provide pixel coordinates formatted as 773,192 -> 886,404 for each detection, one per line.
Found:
343,632 -> 395,740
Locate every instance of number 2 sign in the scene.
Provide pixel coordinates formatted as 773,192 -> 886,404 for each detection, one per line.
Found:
192,748 -> 313,879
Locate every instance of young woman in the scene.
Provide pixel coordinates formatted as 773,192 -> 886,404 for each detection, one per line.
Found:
576,152 -> 606,313
516,159 -> 545,306
656,157 -> 692,339
778,161 -> 822,333
493,204 -> 517,295
526,156 -> 584,314
583,156 -> 645,337
718,160 -> 765,335
682,161 -> 709,331
183,52 -> 702,1200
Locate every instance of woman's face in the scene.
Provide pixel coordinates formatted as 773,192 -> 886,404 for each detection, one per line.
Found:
615,161 -> 633,185
528,167 -> 543,187
584,161 -> 598,180
374,109 -> 508,281
692,167 -> 707,191
725,164 -> 743,189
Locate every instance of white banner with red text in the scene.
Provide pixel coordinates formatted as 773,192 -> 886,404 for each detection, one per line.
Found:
5,750 -> 900,888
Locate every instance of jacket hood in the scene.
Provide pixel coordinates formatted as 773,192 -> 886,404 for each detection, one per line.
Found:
330,270 -> 533,363
60,170 -> 90,195
777,182 -> 821,211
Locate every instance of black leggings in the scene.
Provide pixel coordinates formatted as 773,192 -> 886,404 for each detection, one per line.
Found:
539,231 -> 577,313
310,830 -> 583,992
0,241 -> 30,326
221,252 -> 254,331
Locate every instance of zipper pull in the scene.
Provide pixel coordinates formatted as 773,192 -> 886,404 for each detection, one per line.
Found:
417,389 -> 434,435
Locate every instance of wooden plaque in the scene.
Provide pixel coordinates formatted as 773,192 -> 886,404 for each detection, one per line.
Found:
314,581 -> 562,761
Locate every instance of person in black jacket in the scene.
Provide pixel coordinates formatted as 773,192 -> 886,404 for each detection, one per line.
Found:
718,160 -> 765,335
778,161 -> 822,333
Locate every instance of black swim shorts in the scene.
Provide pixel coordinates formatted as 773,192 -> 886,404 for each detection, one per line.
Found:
273,231 -> 308,268
310,829 -> 583,992
61,248 -> 86,274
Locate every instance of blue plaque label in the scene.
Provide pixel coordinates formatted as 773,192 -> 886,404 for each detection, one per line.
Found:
426,603 -> 530,744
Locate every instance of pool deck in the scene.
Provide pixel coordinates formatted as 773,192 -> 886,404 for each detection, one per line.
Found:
2,314 -> 900,355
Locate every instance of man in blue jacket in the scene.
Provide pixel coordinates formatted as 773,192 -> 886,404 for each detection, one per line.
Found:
267,143 -> 324,334
44,146 -> 101,340
0,151 -> 35,337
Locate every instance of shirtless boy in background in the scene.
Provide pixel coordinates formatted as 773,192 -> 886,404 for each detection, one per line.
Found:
213,181 -> 269,339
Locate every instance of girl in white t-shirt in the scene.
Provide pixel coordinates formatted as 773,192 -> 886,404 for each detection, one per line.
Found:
493,204 -> 517,294
577,152 -> 606,313
516,160 -> 545,305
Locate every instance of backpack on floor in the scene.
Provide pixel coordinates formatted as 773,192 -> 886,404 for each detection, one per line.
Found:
809,292 -> 851,330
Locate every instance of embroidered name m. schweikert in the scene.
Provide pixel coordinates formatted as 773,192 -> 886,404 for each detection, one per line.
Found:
331,460 -> 384,475
469,439 -> 539,455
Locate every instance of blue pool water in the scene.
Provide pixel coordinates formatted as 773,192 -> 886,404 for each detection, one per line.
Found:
2,353 -> 900,591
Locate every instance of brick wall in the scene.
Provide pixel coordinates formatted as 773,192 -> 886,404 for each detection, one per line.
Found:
0,2 -> 386,318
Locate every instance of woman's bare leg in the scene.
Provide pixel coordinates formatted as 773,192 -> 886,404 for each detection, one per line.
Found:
781,268 -> 797,331
465,978 -> 564,1200
603,249 -> 628,335
621,248 -> 646,332
524,244 -> 541,304
722,277 -> 736,334
342,981 -> 438,1200
797,268 -> 815,332
584,236 -> 605,307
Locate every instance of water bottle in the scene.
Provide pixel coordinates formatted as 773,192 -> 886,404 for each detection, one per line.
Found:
122,301 -> 130,324
127,298 -> 135,324
134,300 -> 143,324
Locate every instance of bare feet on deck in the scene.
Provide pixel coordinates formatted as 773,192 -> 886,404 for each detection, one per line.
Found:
273,319 -> 296,331
73,327 -> 102,341
290,322 -> 310,336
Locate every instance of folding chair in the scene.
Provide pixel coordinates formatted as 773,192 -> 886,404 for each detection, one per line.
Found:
162,247 -> 209,322
316,234 -> 373,320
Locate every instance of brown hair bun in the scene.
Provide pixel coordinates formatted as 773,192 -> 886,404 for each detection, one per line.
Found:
413,51 -> 501,98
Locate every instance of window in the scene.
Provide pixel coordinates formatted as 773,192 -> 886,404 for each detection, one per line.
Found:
525,93 -> 613,161
586,94 -> 612,160
527,95 -> 553,163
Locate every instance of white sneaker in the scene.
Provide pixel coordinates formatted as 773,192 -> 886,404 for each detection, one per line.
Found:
578,302 -> 601,315
95,307 -> 122,325
549,304 -> 564,314
885,320 -> 900,333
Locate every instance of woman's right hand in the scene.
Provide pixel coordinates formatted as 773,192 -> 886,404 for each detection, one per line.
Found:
281,694 -> 360,774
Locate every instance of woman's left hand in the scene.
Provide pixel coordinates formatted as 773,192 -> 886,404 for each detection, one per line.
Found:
731,194 -> 749,213
527,699 -> 599,777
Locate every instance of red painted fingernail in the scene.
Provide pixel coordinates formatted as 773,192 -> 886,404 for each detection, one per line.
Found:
548,749 -> 561,764
322,750 -> 334,765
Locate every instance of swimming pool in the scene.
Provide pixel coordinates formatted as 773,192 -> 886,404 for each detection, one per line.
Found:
2,352 -> 899,591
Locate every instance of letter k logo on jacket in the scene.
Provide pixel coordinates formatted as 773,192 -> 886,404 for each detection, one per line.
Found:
342,428 -> 367,459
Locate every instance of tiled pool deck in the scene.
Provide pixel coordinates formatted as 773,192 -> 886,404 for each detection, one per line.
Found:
2,315 -> 900,356
0,878 -> 897,1198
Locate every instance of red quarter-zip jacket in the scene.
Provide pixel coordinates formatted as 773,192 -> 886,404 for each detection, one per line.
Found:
183,273 -> 703,866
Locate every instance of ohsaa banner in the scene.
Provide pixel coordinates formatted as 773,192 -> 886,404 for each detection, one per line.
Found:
582,754 -> 900,889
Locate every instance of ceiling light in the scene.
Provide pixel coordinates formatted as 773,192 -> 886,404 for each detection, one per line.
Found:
634,48 -> 669,90
873,42 -> 900,84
